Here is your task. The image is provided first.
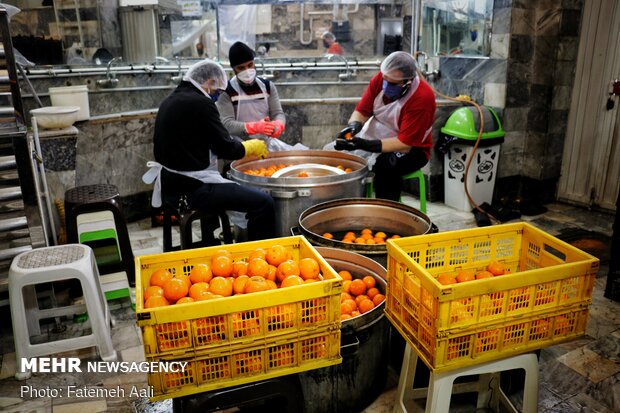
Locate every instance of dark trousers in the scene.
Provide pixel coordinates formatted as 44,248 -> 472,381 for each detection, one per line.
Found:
188,183 -> 276,241
373,148 -> 429,201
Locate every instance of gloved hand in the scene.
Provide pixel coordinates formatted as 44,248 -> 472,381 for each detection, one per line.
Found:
242,139 -> 269,159
334,137 -> 382,153
336,121 -> 363,140
271,120 -> 286,138
245,119 -> 276,136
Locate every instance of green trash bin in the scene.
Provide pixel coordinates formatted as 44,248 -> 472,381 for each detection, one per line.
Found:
440,106 -> 505,211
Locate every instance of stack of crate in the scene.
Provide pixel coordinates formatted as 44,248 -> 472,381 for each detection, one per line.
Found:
384,222 -> 598,372
135,235 -> 343,401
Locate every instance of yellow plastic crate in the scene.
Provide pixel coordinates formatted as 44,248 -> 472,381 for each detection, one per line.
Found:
135,236 -> 342,357
388,304 -> 589,371
147,327 -> 342,401
385,222 -> 598,370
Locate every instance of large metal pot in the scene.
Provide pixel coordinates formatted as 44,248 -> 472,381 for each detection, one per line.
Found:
299,247 -> 390,413
296,197 -> 435,266
229,150 -> 369,237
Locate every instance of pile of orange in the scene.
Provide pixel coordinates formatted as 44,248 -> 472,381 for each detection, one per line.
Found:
338,270 -> 385,321
143,245 -> 323,308
436,261 -> 506,285
243,164 -> 353,177
322,228 -> 401,245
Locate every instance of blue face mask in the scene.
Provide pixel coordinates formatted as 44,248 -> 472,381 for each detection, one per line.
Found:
382,80 -> 405,100
209,89 -> 220,102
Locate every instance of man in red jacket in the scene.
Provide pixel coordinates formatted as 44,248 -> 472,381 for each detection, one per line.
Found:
335,51 -> 436,201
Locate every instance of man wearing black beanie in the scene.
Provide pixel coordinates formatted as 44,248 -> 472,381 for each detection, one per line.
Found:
217,41 -> 286,145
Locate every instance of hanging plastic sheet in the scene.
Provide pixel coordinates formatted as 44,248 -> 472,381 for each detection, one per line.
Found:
218,5 -> 257,60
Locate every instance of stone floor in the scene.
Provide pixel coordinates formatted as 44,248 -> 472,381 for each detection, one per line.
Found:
0,197 -> 618,413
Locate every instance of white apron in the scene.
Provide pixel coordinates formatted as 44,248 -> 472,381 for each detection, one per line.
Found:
143,77 -> 234,208
230,76 -> 270,142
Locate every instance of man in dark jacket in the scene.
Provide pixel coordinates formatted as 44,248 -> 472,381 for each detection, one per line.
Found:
146,59 -> 276,241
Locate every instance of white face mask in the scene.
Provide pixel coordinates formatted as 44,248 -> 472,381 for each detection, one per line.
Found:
237,68 -> 257,85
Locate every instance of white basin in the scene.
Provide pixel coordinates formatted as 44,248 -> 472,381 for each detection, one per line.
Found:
30,106 -> 80,129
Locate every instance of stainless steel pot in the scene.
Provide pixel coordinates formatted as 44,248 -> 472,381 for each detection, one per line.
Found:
299,247 -> 390,413
229,150 -> 369,237
296,197 -> 434,266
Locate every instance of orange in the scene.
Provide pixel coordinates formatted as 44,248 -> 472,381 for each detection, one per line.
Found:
487,261 -> 505,276
361,228 -> 372,235
211,255 -> 233,277
299,258 -> 320,280
342,238 -> 353,243
233,275 -> 250,295
277,259 -> 300,282
195,291 -> 218,301
266,245 -> 289,267
373,237 -> 386,244
359,299 -> 375,314
338,270 -> 353,281
349,279 -> 367,296
150,269 -> 173,287
341,314 -> 353,320
209,276 -> 233,297
476,270 -> 495,280
322,233 -> 334,239
456,270 -> 476,283
372,294 -> 385,306
144,285 -> 164,301
362,275 -> 376,290
144,295 -> 170,308
232,261 -> 249,278
176,297 -> 195,305
266,265 -> 278,282
280,275 -> 304,288
343,299 -> 357,311
344,168 -> 353,173
351,310 -> 361,317
366,287 -> 380,299
247,258 -> 269,278
343,232 -> 356,239
341,301 -> 355,315
189,282 -> 210,300
374,231 -> 387,239
354,237 -> 366,244
341,292 -> 353,302
365,239 -> 376,245
189,263 -> 212,284
354,294 -> 370,306
244,276 -> 271,293
163,278 -> 190,302
342,280 -> 351,293
391,234 -> 401,239
437,274 -> 458,285
212,249 -> 232,259
248,248 -> 267,262
266,279 -> 278,289
360,233 -> 373,240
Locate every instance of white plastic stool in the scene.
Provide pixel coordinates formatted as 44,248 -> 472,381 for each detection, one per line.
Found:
393,344 -> 539,413
9,244 -> 118,380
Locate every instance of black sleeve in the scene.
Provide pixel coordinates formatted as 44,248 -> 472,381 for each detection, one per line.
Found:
200,99 -> 245,160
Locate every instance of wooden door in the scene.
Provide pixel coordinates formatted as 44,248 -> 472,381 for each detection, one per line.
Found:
558,0 -> 620,212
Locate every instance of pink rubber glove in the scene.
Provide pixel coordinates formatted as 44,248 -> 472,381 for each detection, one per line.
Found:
271,120 -> 286,138
245,119 -> 275,136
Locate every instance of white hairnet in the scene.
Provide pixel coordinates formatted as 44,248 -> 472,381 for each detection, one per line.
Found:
322,31 -> 336,41
380,51 -> 418,81
183,59 -> 228,90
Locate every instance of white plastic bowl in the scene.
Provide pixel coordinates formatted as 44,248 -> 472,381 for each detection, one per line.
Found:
30,106 -> 80,129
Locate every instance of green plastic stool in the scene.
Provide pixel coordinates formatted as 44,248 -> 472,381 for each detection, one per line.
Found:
366,170 -> 427,213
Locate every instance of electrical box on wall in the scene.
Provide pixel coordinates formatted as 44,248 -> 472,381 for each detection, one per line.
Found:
331,21 -> 350,42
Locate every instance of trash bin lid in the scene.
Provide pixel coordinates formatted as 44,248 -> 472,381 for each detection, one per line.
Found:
440,106 -> 505,140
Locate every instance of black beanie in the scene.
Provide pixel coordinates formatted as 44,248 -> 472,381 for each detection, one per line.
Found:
229,42 -> 255,67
